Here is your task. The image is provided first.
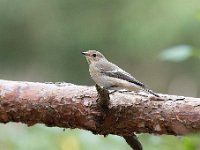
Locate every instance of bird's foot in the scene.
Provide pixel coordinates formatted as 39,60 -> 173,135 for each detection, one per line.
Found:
136,90 -> 149,97
109,90 -> 118,94
109,89 -> 132,94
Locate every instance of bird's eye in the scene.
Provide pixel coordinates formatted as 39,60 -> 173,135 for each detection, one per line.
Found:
92,54 -> 96,57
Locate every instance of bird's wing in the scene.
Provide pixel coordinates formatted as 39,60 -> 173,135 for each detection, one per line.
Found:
101,69 -> 146,88
95,60 -> 146,88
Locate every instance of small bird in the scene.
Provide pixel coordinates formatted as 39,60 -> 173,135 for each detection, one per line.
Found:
82,50 -> 159,97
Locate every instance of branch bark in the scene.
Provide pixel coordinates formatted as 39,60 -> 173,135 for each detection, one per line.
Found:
0,79 -> 199,136
95,84 -> 143,150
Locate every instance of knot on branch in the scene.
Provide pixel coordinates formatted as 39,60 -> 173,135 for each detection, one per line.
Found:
95,84 -> 110,111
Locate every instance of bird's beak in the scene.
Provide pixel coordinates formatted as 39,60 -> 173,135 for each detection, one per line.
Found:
81,51 -> 89,56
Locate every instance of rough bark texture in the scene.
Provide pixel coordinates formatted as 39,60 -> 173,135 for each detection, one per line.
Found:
0,79 -> 199,136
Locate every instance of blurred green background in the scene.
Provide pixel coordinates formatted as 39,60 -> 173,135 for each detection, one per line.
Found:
0,0 -> 200,150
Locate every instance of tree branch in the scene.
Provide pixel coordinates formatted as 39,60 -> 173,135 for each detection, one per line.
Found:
0,79 -> 199,137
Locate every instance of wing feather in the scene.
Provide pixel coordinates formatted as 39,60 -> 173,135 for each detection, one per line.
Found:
101,70 -> 146,88
95,61 -> 159,97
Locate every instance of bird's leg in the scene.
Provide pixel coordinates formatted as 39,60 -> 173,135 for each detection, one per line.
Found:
109,90 -> 118,94
135,90 -> 149,97
118,90 -> 132,93
104,85 -> 120,95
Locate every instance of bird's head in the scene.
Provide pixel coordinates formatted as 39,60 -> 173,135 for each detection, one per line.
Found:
82,50 -> 105,64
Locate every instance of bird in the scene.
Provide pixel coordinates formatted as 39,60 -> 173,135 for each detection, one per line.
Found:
82,50 -> 159,97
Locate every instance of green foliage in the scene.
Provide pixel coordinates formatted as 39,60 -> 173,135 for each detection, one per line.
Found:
159,45 -> 193,62
160,45 -> 200,62
1,124 -> 200,150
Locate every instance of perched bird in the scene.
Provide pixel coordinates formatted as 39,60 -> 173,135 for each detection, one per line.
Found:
82,50 -> 159,97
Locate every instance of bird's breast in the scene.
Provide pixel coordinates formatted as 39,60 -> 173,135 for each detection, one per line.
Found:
89,66 -> 102,83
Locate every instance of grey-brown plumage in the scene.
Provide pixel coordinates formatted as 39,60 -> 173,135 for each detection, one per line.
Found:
82,50 -> 159,97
